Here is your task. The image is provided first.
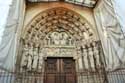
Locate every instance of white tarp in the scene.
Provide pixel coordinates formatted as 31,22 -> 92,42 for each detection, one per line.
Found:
28,0 -> 58,2
0,0 -> 25,71
0,0 -> 12,44
113,0 -> 125,33
94,0 -> 125,70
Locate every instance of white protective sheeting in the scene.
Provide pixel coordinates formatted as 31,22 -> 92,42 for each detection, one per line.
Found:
0,0 -> 25,71
112,0 -> 125,60
28,0 -> 96,7
113,0 -> 125,34
0,0 -> 12,45
94,0 -> 125,71
28,0 -> 58,2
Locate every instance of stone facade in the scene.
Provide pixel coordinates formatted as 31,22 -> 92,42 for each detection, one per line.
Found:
15,2 -> 105,83
16,6 -> 104,72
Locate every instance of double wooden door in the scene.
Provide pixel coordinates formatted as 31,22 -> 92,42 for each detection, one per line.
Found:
44,57 -> 76,83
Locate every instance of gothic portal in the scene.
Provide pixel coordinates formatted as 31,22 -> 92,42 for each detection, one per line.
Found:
16,7 -> 105,83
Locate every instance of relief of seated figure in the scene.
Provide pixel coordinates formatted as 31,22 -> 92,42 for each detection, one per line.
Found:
60,32 -> 69,45
46,31 -> 74,46
51,32 -> 60,45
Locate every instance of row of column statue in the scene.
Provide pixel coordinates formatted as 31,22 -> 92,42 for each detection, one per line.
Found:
20,44 -> 44,72
78,41 -> 102,71
20,41 -> 103,72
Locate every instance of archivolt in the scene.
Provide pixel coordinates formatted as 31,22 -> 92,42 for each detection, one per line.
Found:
22,7 -> 96,47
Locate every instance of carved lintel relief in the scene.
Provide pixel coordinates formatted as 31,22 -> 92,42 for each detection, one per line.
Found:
18,7 -> 103,73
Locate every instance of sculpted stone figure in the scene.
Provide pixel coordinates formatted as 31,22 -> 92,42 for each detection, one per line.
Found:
32,47 -> 39,70
27,45 -> 33,71
27,54 -> 32,71
88,47 -> 95,71
38,49 -> 44,71
83,48 -> 89,70
93,42 -> 101,68
51,32 -> 60,45
21,44 -> 29,69
60,32 -> 68,45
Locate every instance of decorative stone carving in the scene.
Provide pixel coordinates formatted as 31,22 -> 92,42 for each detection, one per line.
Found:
88,47 -> 95,71
83,48 -> 89,70
21,44 -> 29,69
93,42 -> 101,68
27,54 -> 32,71
45,31 -> 74,46
32,47 -> 38,70
19,8 -> 102,73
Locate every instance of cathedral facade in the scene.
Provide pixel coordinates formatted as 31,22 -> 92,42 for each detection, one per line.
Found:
0,0 -> 125,83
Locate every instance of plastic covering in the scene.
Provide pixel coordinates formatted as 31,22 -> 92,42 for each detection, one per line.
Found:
0,0 -> 25,71
28,0 -> 97,7
94,0 -> 125,70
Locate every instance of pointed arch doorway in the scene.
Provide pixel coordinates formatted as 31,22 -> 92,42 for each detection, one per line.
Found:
44,57 -> 76,83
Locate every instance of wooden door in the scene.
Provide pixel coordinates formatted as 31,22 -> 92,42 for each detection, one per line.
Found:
44,57 -> 76,83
